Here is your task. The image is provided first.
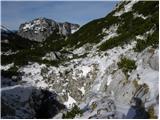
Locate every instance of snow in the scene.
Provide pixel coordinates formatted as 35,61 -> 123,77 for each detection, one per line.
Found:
115,103 -> 131,116
91,24 -> 119,50
1,25 -> 11,33
113,0 -> 138,16
1,39 -> 9,44
91,41 -> 137,92
71,29 -> 78,34
97,24 -> 119,47
107,75 -> 112,86
64,93 -> 77,108
34,19 -> 41,25
22,19 -> 44,33
133,13 -> 149,20
18,63 -> 48,88
1,63 -> 14,71
135,28 -> 155,41
136,35 -> 145,40
71,64 -> 93,78
42,52 -> 57,61
140,69 -> 158,99
68,41 -> 137,94
78,87 -> 85,95
23,23 -> 31,29
2,50 -> 19,56
81,66 -> 92,77
1,85 -> 21,91
114,10 -> 124,17
125,0 -> 138,13
128,47 -> 159,109
146,28 -> 155,35
2,1 -> 158,118
135,64 -> 159,102
23,23 -> 34,30
73,47 -> 86,56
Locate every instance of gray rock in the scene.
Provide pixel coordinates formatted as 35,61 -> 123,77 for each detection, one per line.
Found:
18,17 -> 79,42
1,86 -> 65,118
148,49 -> 159,71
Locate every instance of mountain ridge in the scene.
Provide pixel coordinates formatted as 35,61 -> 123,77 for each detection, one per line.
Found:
18,17 -> 80,42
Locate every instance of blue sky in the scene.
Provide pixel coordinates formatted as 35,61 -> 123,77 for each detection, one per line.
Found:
1,1 -> 118,30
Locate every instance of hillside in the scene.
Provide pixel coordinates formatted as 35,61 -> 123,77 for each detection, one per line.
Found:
1,1 -> 159,119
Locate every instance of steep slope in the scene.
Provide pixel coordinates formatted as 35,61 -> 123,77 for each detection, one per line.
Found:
18,17 -> 79,42
1,1 -> 159,119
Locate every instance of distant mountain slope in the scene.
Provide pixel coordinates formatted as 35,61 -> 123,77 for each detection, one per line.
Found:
1,25 -> 37,52
18,17 -> 79,42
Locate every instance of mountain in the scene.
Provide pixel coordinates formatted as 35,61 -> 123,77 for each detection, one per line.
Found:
1,25 -> 13,34
18,17 -> 80,42
1,25 -> 37,53
1,1 -> 159,119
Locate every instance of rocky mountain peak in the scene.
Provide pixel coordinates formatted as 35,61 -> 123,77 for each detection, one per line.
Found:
18,17 -> 80,42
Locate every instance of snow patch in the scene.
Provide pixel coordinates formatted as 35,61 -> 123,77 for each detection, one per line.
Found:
23,23 -> 34,30
72,64 -> 93,78
18,63 -> 48,88
136,28 -> 155,40
133,13 -> 149,20
129,48 -> 159,106
96,24 -> 119,47
78,87 -> 85,95
107,75 -> 112,86
113,1 -> 138,16
1,39 -> 9,44
102,24 -> 119,40
114,10 -> 124,17
42,52 -> 58,61
136,35 -> 145,40
64,93 -> 77,108
73,47 -> 86,56
2,50 -> 19,56
71,29 -> 78,34
81,66 -> 92,77
1,63 -> 14,71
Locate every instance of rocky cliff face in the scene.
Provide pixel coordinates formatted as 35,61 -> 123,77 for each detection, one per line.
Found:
18,17 -> 79,42
1,1 -> 159,119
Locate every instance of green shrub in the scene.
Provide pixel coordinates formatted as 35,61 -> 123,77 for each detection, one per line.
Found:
1,31 -> 66,67
132,80 -> 139,89
117,57 -> 137,78
63,11 -> 119,49
147,106 -> 157,119
99,13 -> 155,51
99,32 -> 132,51
134,30 -> 158,52
62,104 -> 83,119
99,1 -> 158,52
132,1 -> 158,16
90,102 -> 97,111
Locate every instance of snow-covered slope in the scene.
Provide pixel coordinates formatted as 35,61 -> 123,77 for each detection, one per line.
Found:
1,1 -> 159,119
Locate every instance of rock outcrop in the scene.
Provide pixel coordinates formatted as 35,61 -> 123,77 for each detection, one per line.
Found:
1,85 -> 65,118
18,17 -> 79,42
